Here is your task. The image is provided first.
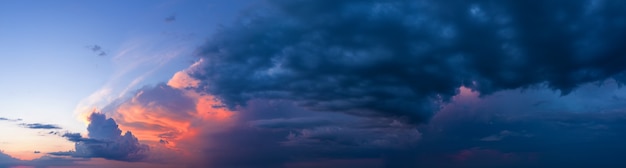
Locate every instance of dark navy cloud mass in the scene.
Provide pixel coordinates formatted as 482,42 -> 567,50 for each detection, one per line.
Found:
177,0 -> 626,167
194,0 -> 626,124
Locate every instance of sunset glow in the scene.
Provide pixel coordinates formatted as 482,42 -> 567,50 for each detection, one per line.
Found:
4,0 -> 626,167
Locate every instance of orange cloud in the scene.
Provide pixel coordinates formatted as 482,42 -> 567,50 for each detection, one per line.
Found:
167,71 -> 199,89
106,67 -> 234,163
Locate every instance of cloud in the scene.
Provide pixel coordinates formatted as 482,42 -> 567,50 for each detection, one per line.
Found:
86,44 -> 107,56
165,15 -> 176,23
448,148 -> 532,167
192,0 -> 626,124
99,80 -> 234,165
96,66 -> 423,166
0,151 -> 20,167
479,130 -> 532,142
19,123 -> 62,129
405,82 -> 626,167
80,0 -> 626,167
0,117 -> 22,122
199,99 -> 422,167
53,113 -> 149,162
0,151 -> 84,167
61,132 -> 104,144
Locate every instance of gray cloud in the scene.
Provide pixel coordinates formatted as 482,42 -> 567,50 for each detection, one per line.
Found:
19,123 -> 62,129
201,99 -> 422,167
193,0 -> 626,124
479,130 -> 533,142
404,82 -> 626,168
165,15 -> 176,23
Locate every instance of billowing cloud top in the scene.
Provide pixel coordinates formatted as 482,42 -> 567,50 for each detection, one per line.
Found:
54,113 -> 149,162
193,0 -> 626,123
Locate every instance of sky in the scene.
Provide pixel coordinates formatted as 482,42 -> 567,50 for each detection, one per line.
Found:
2,0 -> 626,167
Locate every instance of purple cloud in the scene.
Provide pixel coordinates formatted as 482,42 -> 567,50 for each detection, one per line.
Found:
52,113 -> 149,162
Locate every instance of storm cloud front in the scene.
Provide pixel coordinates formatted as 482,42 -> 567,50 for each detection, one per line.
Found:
194,0 -> 626,123
95,0 -> 626,167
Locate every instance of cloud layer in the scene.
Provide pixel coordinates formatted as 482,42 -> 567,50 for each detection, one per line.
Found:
193,0 -> 626,123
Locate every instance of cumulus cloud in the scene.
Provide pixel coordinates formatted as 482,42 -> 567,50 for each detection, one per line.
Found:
108,83 -> 232,143
90,68 -> 236,166
53,113 -> 149,162
192,0 -> 626,123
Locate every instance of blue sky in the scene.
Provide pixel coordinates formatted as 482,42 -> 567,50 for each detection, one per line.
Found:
3,0 -> 626,167
0,0 -> 250,162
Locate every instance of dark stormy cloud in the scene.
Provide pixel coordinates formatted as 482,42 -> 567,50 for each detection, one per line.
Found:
193,0 -> 626,124
408,83 -> 626,168
197,81 -> 626,167
200,99 -> 421,167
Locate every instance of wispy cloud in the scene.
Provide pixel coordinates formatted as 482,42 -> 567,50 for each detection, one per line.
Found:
74,36 -> 193,121
0,117 -> 22,122
19,123 -> 62,129
164,14 -> 176,23
86,44 -> 107,56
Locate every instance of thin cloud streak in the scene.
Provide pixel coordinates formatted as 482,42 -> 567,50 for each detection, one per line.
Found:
19,123 -> 62,129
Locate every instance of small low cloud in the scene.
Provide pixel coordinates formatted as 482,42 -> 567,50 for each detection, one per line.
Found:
19,123 -> 62,129
164,15 -> 176,23
86,45 -> 107,56
0,117 -> 22,122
